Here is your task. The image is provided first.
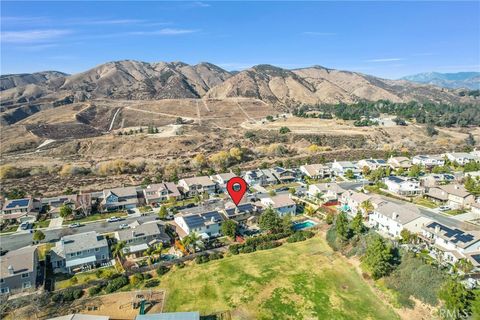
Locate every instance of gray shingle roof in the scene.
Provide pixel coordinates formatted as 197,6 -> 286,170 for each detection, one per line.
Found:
116,222 -> 169,242
57,231 -> 108,255
0,246 -> 37,279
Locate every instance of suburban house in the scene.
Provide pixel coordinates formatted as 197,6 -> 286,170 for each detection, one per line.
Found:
387,156 -> 412,170
50,231 -> 111,274
178,176 -> 217,196
0,246 -> 39,295
210,173 -> 237,191
299,164 -> 332,179
445,152 -> 479,166
340,190 -> 380,218
1,197 -> 39,222
101,187 -> 139,211
143,183 -> 181,205
383,176 -> 423,196
421,222 -> 480,265
271,166 -> 296,183
307,183 -> 346,202
357,158 -> 388,171
222,201 -> 259,224
114,221 -> 170,258
41,194 -> 92,217
471,202 -> 480,216
174,210 -> 224,239
420,173 -> 455,188
260,194 -> 296,216
368,201 -> 430,238
244,169 -> 278,186
426,184 -> 475,209
412,155 -> 445,167
331,160 -> 360,176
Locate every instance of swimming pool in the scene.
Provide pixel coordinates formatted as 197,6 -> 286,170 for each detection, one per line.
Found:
292,220 -> 317,231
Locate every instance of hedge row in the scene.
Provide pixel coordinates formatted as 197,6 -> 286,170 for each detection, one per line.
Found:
195,252 -> 224,264
229,232 -> 291,255
105,275 -> 129,293
286,231 -> 315,243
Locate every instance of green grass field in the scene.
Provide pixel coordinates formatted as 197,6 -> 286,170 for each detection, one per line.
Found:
159,236 -> 399,319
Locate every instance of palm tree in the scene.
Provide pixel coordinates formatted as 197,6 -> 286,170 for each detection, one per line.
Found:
360,200 -> 374,218
455,259 -> 474,274
112,241 -> 126,259
182,233 -> 202,253
304,205 -> 317,216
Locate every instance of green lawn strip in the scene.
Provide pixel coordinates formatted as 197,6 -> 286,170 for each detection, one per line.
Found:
266,182 -> 300,191
62,211 -> 127,225
139,206 -> 153,213
34,220 -> 51,229
37,243 -> 54,261
0,225 -> 19,234
158,236 -> 399,319
412,197 -> 438,209
444,209 -> 467,216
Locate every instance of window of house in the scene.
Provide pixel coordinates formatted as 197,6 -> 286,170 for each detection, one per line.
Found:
95,248 -> 100,252
0,287 -> 9,294
21,273 -> 29,278
22,282 -> 31,289
101,254 -> 106,260
76,251 -> 82,256
0,278 -> 4,283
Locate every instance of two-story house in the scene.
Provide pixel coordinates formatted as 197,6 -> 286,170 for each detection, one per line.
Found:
174,210 -> 224,239
270,167 -> 296,184
412,155 -> 445,167
307,183 -> 346,202
222,201 -> 260,224
340,190 -> 381,218
260,194 -> 296,217
101,187 -> 139,212
114,221 -> 170,258
445,152 -> 479,166
50,231 -> 111,274
357,158 -> 388,171
1,197 -> 39,223
243,169 -> 278,186
421,222 -> 480,265
210,173 -> 237,192
0,246 -> 39,295
331,160 -> 360,176
41,194 -> 92,218
178,176 -> 217,197
368,200 -> 430,238
299,164 -> 332,179
143,183 -> 181,205
383,176 -> 423,196
387,156 -> 412,170
426,184 -> 475,209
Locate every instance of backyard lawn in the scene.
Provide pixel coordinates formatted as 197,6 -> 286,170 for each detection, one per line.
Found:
412,197 -> 438,209
55,266 -> 118,290
444,209 -> 467,216
158,236 -> 399,319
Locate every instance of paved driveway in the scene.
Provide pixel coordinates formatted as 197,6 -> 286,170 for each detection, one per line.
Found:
48,218 -> 63,229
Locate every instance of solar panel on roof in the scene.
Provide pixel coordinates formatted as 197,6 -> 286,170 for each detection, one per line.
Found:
471,254 -> 480,264
6,199 -> 29,208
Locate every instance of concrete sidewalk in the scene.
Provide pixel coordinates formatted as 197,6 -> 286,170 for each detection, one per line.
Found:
47,217 -> 63,230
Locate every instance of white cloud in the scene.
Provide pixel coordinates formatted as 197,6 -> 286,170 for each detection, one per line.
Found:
302,32 -> 336,36
365,58 -> 404,63
1,29 -> 72,43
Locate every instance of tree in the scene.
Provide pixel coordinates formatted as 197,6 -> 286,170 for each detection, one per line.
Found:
229,147 -> 243,162
279,126 -> 291,134
192,153 -> 207,169
400,229 -> 416,244
350,213 -> 364,237
175,117 -> 184,124
182,233 -> 202,253
59,205 -> 73,219
344,169 -> 355,180
268,190 -> 276,196
221,220 -> 238,238
455,259 -> 474,274
361,235 -> 394,279
335,212 -> 350,241
258,208 -> 282,233
112,241 -> 126,259
266,115 -> 274,122
209,151 -> 230,170
408,164 -> 422,178
360,200 -> 374,216
158,206 -> 168,219
439,278 -> 473,318
33,230 -> 45,243
304,205 -> 317,216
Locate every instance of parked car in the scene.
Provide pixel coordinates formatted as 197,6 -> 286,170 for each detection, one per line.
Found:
20,222 -> 31,230
119,223 -> 129,229
127,209 -> 135,214
439,206 -> 451,211
107,217 -> 121,223
69,223 -> 81,228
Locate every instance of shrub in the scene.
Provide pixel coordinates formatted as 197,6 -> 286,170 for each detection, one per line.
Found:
88,286 -> 102,296
175,262 -> 185,269
51,293 -> 63,303
104,276 -> 128,293
130,273 -> 144,285
156,266 -> 170,276
144,279 -> 160,288
256,241 -> 282,251
195,254 -> 210,264
287,231 -> 315,243
69,276 -> 78,285
62,288 -> 83,301
95,269 -> 103,278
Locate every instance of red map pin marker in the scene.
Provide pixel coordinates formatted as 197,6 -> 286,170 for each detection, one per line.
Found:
226,177 -> 248,206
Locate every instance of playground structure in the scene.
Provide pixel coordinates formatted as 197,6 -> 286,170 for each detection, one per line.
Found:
70,290 -> 165,319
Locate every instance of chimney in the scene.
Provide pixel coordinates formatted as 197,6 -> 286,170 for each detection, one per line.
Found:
455,185 -> 459,190
8,265 -> 13,275
132,231 -> 136,237
435,225 -> 441,233
391,212 -> 397,220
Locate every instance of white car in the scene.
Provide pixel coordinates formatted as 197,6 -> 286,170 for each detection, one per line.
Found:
107,217 -> 121,223
69,223 -> 81,228
119,223 -> 129,229
439,206 -> 451,212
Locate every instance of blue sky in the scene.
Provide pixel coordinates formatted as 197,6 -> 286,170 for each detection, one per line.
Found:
1,1 -> 479,79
